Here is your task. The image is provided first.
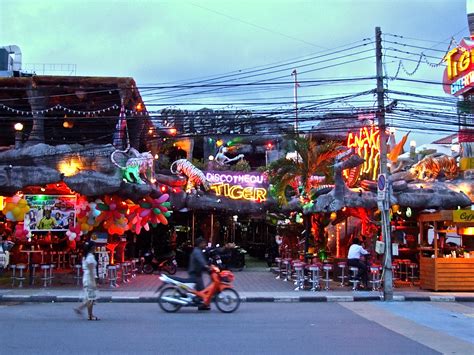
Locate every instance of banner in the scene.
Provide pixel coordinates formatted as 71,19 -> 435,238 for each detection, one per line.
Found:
24,195 -> 76,232
453,209 -> 474,223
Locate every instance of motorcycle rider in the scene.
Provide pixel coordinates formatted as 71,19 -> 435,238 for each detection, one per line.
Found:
188,237 -> 210,310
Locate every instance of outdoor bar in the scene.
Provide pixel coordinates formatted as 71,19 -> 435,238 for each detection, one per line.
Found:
418,210 -> 474,291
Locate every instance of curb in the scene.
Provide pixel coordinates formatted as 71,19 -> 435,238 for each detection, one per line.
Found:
1,294 -> 473,303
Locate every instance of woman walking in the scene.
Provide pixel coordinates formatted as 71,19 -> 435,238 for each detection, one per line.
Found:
74,240 -> 99,320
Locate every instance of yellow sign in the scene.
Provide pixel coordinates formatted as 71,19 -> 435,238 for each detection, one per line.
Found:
453,210 -> 474,223
210,183 -> 267,202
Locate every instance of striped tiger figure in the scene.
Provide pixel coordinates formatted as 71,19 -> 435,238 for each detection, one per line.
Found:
410,154 -> 459,181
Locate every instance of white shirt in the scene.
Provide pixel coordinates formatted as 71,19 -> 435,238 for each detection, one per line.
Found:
82,253 -> 97,287
347,244 -> 369,259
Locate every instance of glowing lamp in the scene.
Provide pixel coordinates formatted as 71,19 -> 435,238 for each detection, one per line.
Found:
208,155 -> 214,161
14,123 -> 23,131
148,128 -> 154,135
410,140 -> 417,148
160,185 -> 168,193
58,159 -> 82,177
266,142 -> 273,149
40,187 -> 46,192
169,128 -> 177,135
136,102 -> 144,112
216,139 -> 224,147
154,154 -> 159,159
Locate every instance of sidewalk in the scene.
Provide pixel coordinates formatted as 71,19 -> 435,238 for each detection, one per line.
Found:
1,267 -> 473,303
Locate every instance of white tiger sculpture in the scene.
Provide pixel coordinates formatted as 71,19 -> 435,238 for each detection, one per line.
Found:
170,159 -> 210,192
111,147 -> 154,184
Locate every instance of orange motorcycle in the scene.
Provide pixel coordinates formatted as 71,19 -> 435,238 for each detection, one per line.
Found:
157,265 -> 241,313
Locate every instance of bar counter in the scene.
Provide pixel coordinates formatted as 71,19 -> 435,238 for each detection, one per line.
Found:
420,257 -> 474,291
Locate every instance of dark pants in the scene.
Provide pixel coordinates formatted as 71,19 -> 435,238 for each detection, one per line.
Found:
189,273 -> 205,291
348,259 -> 368,287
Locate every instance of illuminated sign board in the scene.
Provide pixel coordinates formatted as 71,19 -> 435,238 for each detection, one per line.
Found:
205,171 -> 268,202
344,125 -> 380,181
453,209 -> 474,223
443,39 -> 474,96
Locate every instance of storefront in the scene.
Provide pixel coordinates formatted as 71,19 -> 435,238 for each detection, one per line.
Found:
418,210 -> 474,291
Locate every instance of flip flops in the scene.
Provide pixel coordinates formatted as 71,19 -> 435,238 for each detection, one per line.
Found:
88,316 -> 100,321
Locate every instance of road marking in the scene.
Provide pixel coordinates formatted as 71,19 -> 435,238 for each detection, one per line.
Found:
340,302 -> 474,354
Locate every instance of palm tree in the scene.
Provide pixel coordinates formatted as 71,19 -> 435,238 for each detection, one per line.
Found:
266,135 -> 341,255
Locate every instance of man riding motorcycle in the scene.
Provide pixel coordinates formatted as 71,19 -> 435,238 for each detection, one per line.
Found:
188,237 -> 210,310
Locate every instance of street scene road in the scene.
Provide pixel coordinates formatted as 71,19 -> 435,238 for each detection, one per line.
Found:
1,302 -> 472,355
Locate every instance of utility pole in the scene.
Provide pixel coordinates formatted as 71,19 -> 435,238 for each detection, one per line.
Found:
375,26 -> 393,301
291,69 -> 298,135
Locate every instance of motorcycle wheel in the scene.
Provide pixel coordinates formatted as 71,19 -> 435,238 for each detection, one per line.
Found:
143,264 -> 154,274
164,261 -> 177,275
214,288 -> 241,313
158,286 -> 183,313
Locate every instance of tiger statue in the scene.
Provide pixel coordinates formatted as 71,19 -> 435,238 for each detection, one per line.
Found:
409,154 -> 459,181
111,147 -> 154,184
170,159 -> 210,192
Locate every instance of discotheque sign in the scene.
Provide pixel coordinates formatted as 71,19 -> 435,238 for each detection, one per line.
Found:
205,171 -> 268,202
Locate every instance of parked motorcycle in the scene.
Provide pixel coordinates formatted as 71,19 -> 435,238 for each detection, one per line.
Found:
157,264 -> 241,313
216,244 -> 246,270
141,249 -> 177,275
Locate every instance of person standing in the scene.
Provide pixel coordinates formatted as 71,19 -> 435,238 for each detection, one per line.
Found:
74,240 -> 99,320
347,237 -> 369,289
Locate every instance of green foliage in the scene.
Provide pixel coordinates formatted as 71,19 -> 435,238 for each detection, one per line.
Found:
266,136 -> 341,205
231,159 -> 251,172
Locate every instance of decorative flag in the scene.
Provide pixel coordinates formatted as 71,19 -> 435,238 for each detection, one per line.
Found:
388,132 -> 410,163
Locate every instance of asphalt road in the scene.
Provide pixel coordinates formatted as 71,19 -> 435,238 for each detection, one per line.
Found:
0,302 -> 471,355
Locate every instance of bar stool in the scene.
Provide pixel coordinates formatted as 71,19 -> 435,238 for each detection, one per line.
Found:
50,251 -> 58,267
322,264 -> 333,290
70,254 -> 78,268
59,252 -> 67,269
73,264 -> 82,286
293,262 -> 305,291
337,262 -> 348,287
107,265 -> 118,288
399,259 -> 411,281
125,261 -> 132,281
16,264 -> 27,288
120,263 -> 129,283
282,259 -> 291,282
10,264 -> 17,286
131,259 -> 139,279
31,263 -> 40,285
275,257 -> 282,279
308,263 -> 322,291
369,265 -> 381,291
408,263 -> 418,285
48,264 -> 55,286
40,264 -> 51,287
391,263 -> 399,287
349,266 -> 360,291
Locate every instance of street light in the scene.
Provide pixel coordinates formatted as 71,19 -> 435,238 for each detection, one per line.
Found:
14,123 -> 23,149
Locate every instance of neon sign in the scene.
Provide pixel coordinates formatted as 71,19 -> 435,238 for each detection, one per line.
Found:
344,125 -> 380,181
210,183 -> 267,202
205,171 -> 268,202
443,39 -> 474,96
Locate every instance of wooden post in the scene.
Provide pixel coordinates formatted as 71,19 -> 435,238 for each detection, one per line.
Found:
434,222 -> 438,258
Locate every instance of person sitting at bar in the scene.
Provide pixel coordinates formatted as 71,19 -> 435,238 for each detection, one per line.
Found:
347,237 -> 369,289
